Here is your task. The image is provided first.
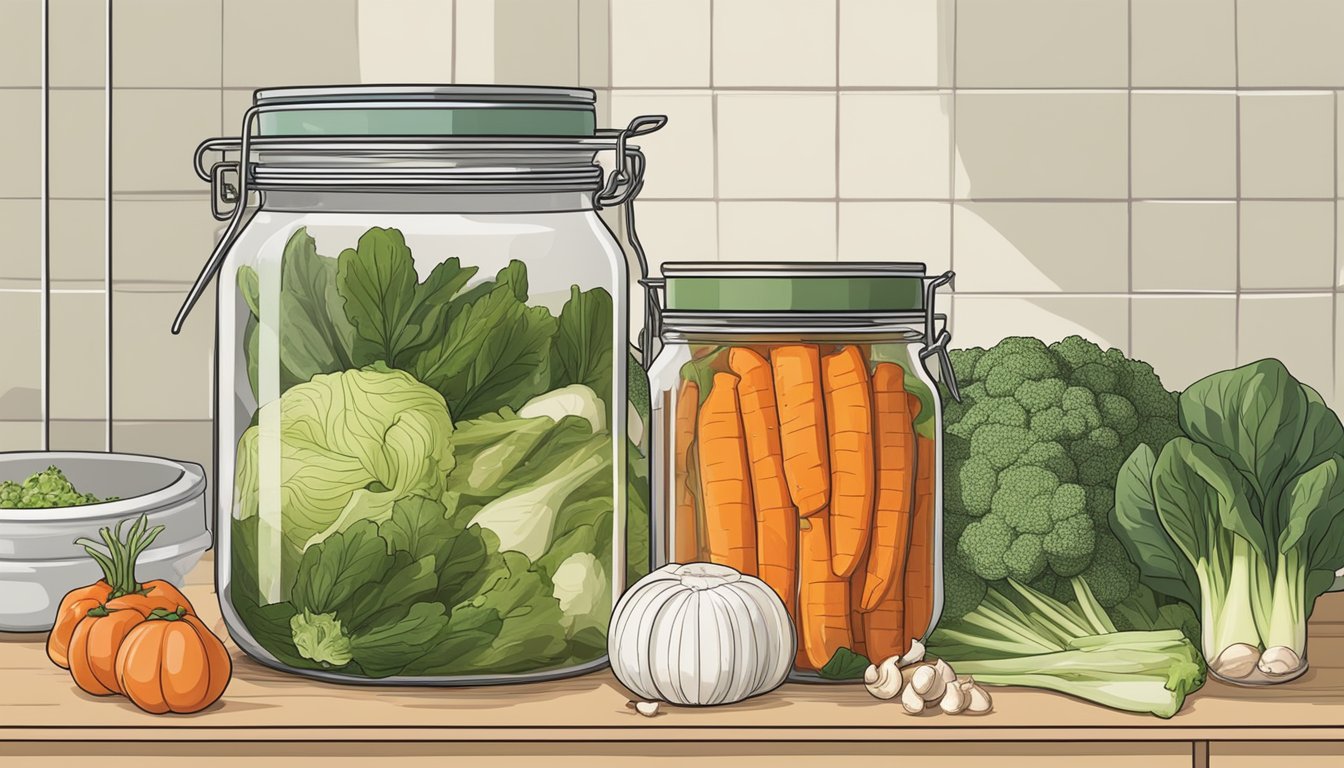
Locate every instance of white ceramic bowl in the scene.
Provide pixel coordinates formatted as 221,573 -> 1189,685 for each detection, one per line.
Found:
0,451 -> 211,632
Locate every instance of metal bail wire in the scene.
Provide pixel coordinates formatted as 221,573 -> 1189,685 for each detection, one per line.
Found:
918,270 -> 960,402
173,105 -> 667,336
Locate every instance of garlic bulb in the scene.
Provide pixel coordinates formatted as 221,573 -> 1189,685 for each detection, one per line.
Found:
608,563 -> 795,706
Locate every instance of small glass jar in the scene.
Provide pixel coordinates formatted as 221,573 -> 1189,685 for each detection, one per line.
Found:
646,263 -> 956,679
174,86 -> 663,684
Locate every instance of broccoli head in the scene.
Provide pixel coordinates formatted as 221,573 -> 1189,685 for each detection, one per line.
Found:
941,335 -> 1179,615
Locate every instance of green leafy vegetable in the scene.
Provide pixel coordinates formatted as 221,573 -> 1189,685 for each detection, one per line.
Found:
468,435 -> 612,560
229,226 -> 630,680
940,336 -> 1182,619
552,285 -> 615,409
929,578 -> 1206,718
1111,359 -> 1344,681
818,647 -> 870,680
336,227 -> 422,367
410,282 -> 557,420
0,466 -> 116,508
232,364 -> 456,562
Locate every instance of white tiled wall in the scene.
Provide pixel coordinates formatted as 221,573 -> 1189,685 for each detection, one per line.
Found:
3,0 -> 1344,469
603,0 -> 1344,411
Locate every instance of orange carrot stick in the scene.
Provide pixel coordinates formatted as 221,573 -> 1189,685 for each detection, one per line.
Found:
860,363 -> 916,610
849,547 -> 870,661
904,398 -> 936,643
673,381 -> 700,564
728,348 -> 797,618
822,346 -> 876,578
796,512 -> 853,670
697,373 -> 757,574
864,595 -> 905,663
770,345 -> 830,516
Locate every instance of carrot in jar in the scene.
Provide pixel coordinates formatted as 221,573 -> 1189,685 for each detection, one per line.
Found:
859,363 -> 917,610
770,345 -> 830,516
821,346 -> 876,578
796,513 -> 853,671
863,595 -> 905,663
696,373 -> 758,574
728,348 -> 798,618
903,396 -> 936,643
673,381 -> 701,563
849,547 -> 870,661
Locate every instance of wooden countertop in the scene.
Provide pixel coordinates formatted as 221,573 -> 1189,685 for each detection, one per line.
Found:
3,554 -> 1344,755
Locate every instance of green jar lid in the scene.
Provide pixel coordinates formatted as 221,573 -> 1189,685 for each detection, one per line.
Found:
662,262 -> 927,313
251,85 -> 597,137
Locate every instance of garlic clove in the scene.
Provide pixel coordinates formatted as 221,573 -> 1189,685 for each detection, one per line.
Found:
864,655 -> 904,700
635,701 -> 662,717
900,639 -> 926,667
966,679 -> 993,715
939,679 -> 970,715
1258,646 -> 1304,677
900,681 -> 926,714
1210,643 -> 1260,679
934,659 -> 957,684
910,664 -> 937,696
913,663 -> 949,701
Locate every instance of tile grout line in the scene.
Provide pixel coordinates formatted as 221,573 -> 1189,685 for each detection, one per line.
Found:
14,84 -> 1344,93
105,0 -> 114,450
1334,89 -> 1339,399
40,0 -> 50,450
627,196 -> 1344,204
710,0 -> 720,261
949,0 -> 958,302
1126,0 -> 1133,356
834,0 -> 839,261
451,0 -> 457,83
1233,0 -> 1242,363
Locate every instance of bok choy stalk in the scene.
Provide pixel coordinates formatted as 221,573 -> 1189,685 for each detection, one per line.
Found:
928,578 -> 1206,719
1112,359 -> 1344,682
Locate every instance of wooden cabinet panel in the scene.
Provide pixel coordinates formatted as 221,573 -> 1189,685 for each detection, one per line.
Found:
0,741 -> 1197,767
1211,742 -> 1344,767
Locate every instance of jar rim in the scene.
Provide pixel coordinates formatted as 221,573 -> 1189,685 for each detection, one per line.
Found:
658,311 -> 931,340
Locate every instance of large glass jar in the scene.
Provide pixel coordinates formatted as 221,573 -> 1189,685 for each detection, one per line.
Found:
174,86 -> 663,684
646,263 -> 956,679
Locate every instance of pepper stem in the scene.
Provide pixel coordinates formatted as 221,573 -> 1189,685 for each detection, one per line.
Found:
73,513 -> 165,598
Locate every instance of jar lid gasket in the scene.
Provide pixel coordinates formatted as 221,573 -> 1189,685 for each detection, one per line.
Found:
250,85 -> 597,137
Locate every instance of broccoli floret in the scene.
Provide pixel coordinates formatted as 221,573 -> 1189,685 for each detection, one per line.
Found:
1097,393 -> 1138,435
1049,483 -> 1087,522
1043,514 -> 1095,576
957,517 -> 1014,581
1016,441 -> 1078,483
993,466 -> 1058,535
943,433 -> 972,463
1050,335 -> 1104,371
1004,533 -> 1047,582
1086,426 -> 1121,451
941,559 -> 988,621
949,455 -> 998,517
969,424 -> 1037,470
941,335 -> 1182,619
1014,377 -> 1067,413
1069,362 -> 1119,394
1075,536 -> 1141,608
944,512 -> 974,544
948,347 -> 986,379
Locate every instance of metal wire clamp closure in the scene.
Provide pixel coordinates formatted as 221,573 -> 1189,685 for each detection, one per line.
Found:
172,109 -> 667,335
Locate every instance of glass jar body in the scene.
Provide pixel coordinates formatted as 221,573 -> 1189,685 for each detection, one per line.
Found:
215,189 -> 649,684
648,329 -> 944,678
